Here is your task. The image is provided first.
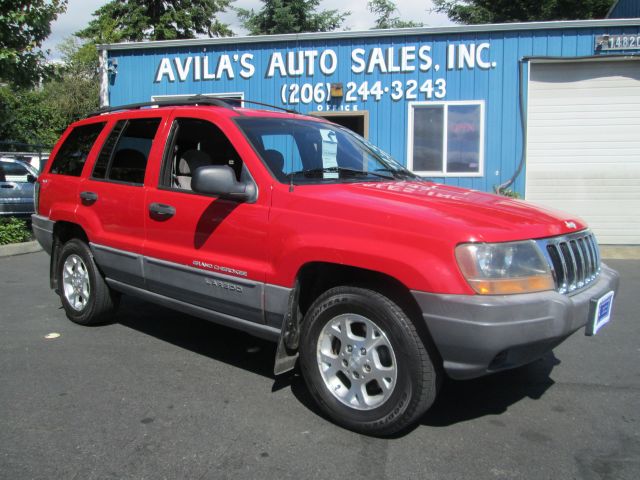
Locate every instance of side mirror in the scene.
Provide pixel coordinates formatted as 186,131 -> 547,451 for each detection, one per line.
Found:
191,165 -> 256,202
26,174 -> 37,183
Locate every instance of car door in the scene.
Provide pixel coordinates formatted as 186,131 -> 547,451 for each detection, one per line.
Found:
0,160 -> 36,216
143,111 -> 270,324
76,114 -> 167,288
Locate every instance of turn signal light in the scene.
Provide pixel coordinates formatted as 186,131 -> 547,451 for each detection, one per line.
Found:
468,276 -> 555,295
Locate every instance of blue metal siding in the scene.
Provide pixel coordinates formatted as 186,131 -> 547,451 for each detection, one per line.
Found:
107,24 -> 640,195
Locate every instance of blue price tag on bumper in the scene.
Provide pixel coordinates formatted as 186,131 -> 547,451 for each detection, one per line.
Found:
586,290 -> 615,336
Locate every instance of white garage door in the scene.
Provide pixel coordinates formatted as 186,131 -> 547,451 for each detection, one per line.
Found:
526,60 -> 640,245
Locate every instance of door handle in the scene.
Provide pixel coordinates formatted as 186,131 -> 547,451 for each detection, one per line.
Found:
80,191 -> 98,205
149,202 -> 175,220
1,184 -> 14,188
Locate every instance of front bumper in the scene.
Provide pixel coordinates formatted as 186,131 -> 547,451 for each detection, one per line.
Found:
411,264 -> 620,380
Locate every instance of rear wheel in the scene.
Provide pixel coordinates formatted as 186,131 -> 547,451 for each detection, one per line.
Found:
299,286 -> 439,435
57,239 -> 119,325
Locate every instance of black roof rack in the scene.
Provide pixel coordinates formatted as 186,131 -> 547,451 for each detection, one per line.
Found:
87,95 -> 299,118
87,96 -> 234,117
236,99 -> 298,115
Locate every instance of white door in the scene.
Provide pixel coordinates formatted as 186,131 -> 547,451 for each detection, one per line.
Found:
526,60 -> 640,245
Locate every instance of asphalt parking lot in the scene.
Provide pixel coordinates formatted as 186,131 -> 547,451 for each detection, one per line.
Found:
1,251 -> 639,480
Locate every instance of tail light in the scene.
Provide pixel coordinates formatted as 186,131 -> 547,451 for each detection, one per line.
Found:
34,180 -> 40,215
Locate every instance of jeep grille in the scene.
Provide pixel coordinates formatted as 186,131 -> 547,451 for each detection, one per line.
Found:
539,231 -> 601,295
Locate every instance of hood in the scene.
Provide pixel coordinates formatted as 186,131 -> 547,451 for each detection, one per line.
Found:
309,181 -> 587,243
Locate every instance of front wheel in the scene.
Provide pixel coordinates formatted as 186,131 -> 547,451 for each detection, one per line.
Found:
57,239 -> 119,325
299,286 -> 440,436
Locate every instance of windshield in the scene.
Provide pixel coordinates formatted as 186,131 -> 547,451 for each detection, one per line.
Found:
235,117 -> 418,184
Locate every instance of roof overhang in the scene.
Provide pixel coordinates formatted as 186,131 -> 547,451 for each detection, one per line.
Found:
97,18 -> 640,52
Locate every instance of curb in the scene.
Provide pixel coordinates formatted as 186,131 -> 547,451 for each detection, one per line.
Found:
0,241 -> 42,258
599,246 -> 640,260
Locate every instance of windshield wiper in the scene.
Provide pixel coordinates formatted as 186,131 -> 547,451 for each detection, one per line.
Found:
287,166 -> 394,180
373,167 -> 421,180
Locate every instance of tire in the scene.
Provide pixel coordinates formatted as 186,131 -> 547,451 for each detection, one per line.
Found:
299,286 -> 439,436
57,239 -> 119,325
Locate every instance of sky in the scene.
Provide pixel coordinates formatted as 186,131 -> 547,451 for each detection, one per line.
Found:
43,0 -> 454,57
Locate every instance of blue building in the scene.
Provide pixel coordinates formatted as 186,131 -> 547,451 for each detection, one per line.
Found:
99,18 -> 640,244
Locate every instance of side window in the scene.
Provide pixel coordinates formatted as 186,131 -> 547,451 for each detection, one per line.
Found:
93,118 -> 161,185
92,121 -> 125,179
49,122 -> 106,176
162,118 -> 243,191
0,162 -> 31,182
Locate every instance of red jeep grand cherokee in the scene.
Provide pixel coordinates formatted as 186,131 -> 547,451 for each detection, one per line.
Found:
32,99 -> 619,435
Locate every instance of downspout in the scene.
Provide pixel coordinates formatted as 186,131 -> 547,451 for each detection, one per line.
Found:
495,57 -> 527,195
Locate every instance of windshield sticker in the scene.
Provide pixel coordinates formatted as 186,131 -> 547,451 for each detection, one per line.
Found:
320,129 -> 339,178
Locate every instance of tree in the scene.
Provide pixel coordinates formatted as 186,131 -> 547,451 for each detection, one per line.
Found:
432,0 -> 615,24
0,38 -> 100,149
56,37 -> 99,77
368,0 -> 422,29
76,0 -> 233,43
237,0 -> 349,35
0,0 -> 68,87
0,86 -> 60,148
43,38 -> 100,130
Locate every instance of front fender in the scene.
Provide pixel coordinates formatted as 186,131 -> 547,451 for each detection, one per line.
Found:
267,226 -> 472,295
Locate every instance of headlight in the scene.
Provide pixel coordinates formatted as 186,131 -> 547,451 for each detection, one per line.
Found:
455,240 -> 554,295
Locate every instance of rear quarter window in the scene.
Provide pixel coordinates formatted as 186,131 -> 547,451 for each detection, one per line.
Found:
49,122 -> 106,176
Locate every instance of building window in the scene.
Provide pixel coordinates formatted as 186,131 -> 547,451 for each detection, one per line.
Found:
408,101 -> 484,176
